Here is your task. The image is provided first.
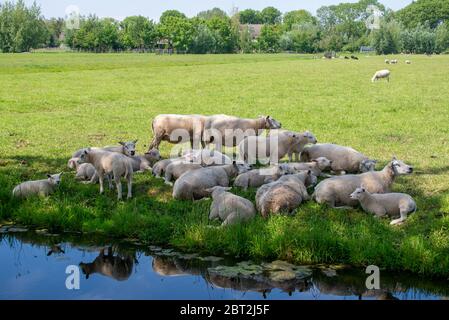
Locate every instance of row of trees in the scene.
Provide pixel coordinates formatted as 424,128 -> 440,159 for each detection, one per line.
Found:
1,0 -> 449,54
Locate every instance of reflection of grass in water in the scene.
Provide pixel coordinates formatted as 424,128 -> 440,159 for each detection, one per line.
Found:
0,53 -> 449,278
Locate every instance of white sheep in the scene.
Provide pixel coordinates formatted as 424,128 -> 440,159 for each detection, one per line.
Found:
313,157 -> 413,208
182,149 -> 232,166
371,69 -> 391,82
385,59 -> 390,64
207,186 -> 256,226
350,185 -> 416,225
75,163 -> 98,183
238,130 -> 310,164
281,157 -> 333,177
152,158 -> 188,178
390,59 -> 398,64
128,151 -> 161,173
72,140 -> 138,158
164,161 -> 203,185
256,171 -> 316,218
233,165 -> 289,190
173,163 -> 250,200
300,144 -> 377,175
78,149 -> 133,200
12,173 -> 62,198
405,60 -> 411,64
276,130 -> 318,162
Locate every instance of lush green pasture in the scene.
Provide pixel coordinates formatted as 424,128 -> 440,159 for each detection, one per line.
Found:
1,53 -> 448,276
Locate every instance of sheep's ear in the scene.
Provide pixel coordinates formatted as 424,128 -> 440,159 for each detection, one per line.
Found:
307,170 -> 312,175
119,141 -> 125,146
47,174 -> 52,179
266,115 -> 270,120
133,140 -> 138,144
392,155 -> 397,161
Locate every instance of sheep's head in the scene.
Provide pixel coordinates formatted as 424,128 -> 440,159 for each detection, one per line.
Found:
78,148 -> 91,165
234,162 -> 251,174
305,170 -> 318,187
47,173 -> 63,186
145,149 -> 161,164
360,159 -> 377,173
263,116 -> 282,130
302,131 -> 317,145
67,158 -> 79,169
350,185 -> 367,200
205,186 -> 232,197
119,140 -> 137,156
391,157 -> 413,175
312,157 -> 332,171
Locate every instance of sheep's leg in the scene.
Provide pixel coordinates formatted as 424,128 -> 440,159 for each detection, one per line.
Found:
127,175 -> 133,199
115,175 -> 123,200
98,173 -> 105,194
390,210 -> 407,226
107,174 -> 114,190
288,151 -> 293,162
164,171 -> 174,186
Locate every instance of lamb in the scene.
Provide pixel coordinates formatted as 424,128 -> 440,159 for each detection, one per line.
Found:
78,149 -> 133,200
256,171 -> 317,218
281,157 -> 333,177
149,114 -> 209,150
72,140 -> 138,158
238,130 -> 310,165
164,161 -> 203,185
128,150 -> 161,173
12,173 -> 63,198
207,186 -> 256,226
234,165 -> 290,190
313,157 -> 413,208
203,115 -> 282,148
172,163 -> 250,200
277,130 -> 317,162
300,144 -> 377,175
182,149 -> 232,166
371,69 -> 391,82
75,163 -> 99,183
350,186 -> 417,225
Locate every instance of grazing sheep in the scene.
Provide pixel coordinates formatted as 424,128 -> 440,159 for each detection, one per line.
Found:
164,161 -> 203,185
405,60 -> 411,64
351,55 -> 359,60
207,186 -> 256,226
385,59 -> 390,64
282,157 -> 333,177
278,130 -> 317,162
390,59 -> 398,64
234,165 -> 290,190
371,69 -> 391,82
350,186 -> 417,225
301,144 -> 376,175
203,115 -> 282,147
72,140 -> 138,158
313,157 -> 413,208
344,56 -> 350,60
12,173 -> 63,198
173,163 -> 250,200
75,163 -> 98,183
78,149 -> 133,200
256,171 -> 316,218
149,114 -> 209,150
238,130 -> 310,164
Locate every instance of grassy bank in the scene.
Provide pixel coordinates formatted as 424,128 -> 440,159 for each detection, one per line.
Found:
0,53 -> 448,277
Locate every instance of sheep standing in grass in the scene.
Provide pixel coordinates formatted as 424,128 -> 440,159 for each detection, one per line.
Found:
282,157 -> 333,177
78,149 -> 133,200
313,157 -> 413,208
12,173 -> 63,198
277,130 -> 317,162
301,144 -> 376,175
350,186 -> 417,225
234,165 -> 290,190
256,171 -> 317,218
371,70 -> 391,82
173,163 -> 250,200
390,59 -> 398,64
207,186 -> 256,226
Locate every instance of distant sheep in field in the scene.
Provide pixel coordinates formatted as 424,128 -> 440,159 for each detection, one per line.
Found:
385,59 -> 390,64
390,59 -> 398,64
12,173 -> 63,198
405,60 -> 411,64
350,185 -> 417,225
351,55 -> 359,60
371,69 -> 391,82
207,186 -> 256,226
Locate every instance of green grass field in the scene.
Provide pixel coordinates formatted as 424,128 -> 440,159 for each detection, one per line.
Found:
1,53 -> 448,277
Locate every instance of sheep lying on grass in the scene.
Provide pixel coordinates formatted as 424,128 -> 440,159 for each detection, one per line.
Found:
13,173 -> 63,198
234,165 -> 290,190
75,163 -> 98,183
78,149 -> 133,200
183,149 -> 232,166
301,144 -> 376,175
313,157 -> 413,208
173,163 -> 250,200
152,158 -> 185,178
207,186 -> 256,226
256,171 -> 317,218
281,157 -> 333,177
72,140 -> 138,158
350,185 -> 417,225
164,162 -> 203,185
371,70 -> 391,82
128,150 -> 161,173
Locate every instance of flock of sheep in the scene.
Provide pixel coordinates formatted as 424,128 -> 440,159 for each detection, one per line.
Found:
372,58 -> 412,82
12,113 -> 416,227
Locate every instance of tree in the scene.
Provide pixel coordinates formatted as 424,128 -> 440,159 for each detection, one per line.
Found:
120,16 -> 156,50
159,10 -> 186,24
0,0 -> 48,52
46,18 -> 64,47
280,23 -> 321,53
435,21 -> 449,52
371,19 -> 402,54
239,9 -> 263,24
283,10 -> 317,30
190,23 -> 216,53
401,24 -> 436,54
206,17 -> 238,53
260,7 -> 282,25
258,24 -> 281,52
397,0 -> 449,29
157,15 -> 194,52
197,8 -> 227,20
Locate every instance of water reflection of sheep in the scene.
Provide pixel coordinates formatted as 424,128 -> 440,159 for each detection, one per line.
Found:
79,246 -> 135,281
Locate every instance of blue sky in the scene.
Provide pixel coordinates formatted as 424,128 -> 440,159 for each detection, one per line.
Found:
23,0 -> 413,21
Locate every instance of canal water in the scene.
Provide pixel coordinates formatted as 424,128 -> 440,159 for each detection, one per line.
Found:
1,229 -> 447,300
